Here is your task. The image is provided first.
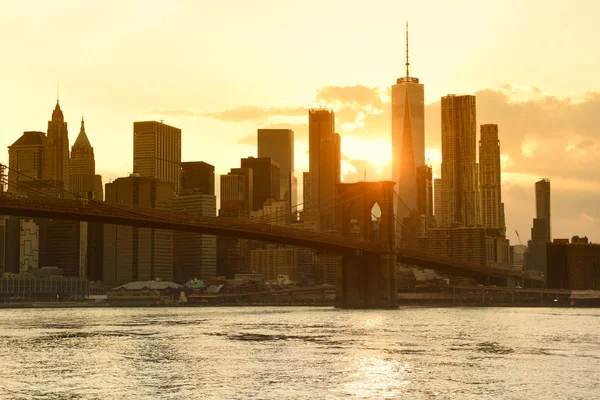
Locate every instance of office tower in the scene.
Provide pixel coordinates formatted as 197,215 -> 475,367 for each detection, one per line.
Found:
440,94 -> 479,227
240,157 -> 280,211
42,219 -> 87,277
257,129 -> 296,210
250,199 -> 291,226
18,220 -> 41,274
173,189 -> 217,283
319,132 -> 341,231
217,168 -> 253,278
416,165 -> 433,228
302,172 -> 311,218
249,246 -> 297,282
70,118 -> 99,199
479,124 -> 504,234
133,121 -> 181,193
0,216 -> 5,274
392,23 -> 425,236
419,226 -> 486,265
546,239 -> 600,290
93,175 -> 103,201
535,179 -> 551,242
525,179 -> 551,275
181,161 -> 215,195
43,101 -> 70,191
308,108 -> 341,231
7,131 -> 46,193
434,178 -> 442,223
103,175 -> 174,287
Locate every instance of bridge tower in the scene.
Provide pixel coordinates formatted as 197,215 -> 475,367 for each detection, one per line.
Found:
334,181 -> 398,308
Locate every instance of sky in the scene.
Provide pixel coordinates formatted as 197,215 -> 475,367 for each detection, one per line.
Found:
1,0 -> 599,244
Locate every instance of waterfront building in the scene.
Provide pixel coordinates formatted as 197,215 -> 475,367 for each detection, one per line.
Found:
249,245 -> 297,282
257,129 -> 296,211
440,94 -> 479,227
103,175 -> 174,287
419,226 -> 486,265
546,238 -> 600,290
240,157 -> 280,211
181,161 -> 214,195
133,121 -> 181,193
173,189 -> 217,283
392,23 -> 425,237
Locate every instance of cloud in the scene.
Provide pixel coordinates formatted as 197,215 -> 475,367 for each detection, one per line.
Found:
237,134 -> 256,146
149,109 -> 201,117
315,85 -> 384,108
581,212 -> 600,225
205,106 -> 307,123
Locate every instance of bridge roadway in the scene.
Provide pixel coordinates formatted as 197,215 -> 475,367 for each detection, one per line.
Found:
0,193 -> 528,281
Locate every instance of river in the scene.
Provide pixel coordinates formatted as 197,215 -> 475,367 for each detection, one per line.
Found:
0,307 -> 598,399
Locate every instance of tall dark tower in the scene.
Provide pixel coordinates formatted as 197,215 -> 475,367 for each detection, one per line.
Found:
70,117 -> 97,199
43,100 -> 70,191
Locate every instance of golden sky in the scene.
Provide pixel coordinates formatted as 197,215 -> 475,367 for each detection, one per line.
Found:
1,0 -> 599,243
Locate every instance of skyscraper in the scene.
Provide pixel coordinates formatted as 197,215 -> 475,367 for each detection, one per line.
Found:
535,179 -> 551,242
416,164 -> 433,228
70,118 -> 98,199
308,108 -> 340,231
7,131 -> 46,193
103,175 -> 174,286
173,189 -> 217,282
240,157 -> 280,211
43,101 -> 70,191
181,161 -> 215,195
434,178 -> 443,224
525,179 -> 551,275
479,124 -> 504,234
257,129 -> 296,210
440,94 -> 479,227
133,121 -> 181,193
392,23 -> 425,236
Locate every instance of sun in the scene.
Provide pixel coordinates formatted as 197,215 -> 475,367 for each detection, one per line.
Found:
342,137 -> 392,168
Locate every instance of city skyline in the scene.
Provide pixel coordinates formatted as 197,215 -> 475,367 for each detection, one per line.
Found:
1,1 -> 599,244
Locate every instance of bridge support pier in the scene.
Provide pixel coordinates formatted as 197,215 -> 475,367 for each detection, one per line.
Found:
335,252 -> 397,309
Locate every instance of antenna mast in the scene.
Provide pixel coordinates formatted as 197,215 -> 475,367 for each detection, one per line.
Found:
405,21 -> 410,79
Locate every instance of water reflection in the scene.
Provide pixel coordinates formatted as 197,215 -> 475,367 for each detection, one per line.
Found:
0,307 -> 598,399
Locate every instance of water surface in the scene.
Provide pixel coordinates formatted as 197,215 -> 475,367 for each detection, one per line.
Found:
0,307 -> 599,399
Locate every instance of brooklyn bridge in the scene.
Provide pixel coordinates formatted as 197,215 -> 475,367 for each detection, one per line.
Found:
0,163 -> 532,309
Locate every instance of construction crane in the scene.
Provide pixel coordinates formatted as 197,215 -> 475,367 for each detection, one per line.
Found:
515,230 -> 524,247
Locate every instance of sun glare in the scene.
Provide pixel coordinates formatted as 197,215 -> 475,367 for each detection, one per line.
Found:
342,138 -> 391,167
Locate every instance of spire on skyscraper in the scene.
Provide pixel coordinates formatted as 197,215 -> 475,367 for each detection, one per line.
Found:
73,115 -> 91,149
405,21 -> 410,79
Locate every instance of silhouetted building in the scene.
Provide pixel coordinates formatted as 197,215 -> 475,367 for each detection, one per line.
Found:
535,179 -> 551,242
240,157 -> 280,211
249,245 -> 297,282
440,94 -> 479,227
133,121 -> 181,193
547,239 -> 600,290
103,175 -> 174,287
434,178 -> 442,225
43,101 -> 70,191
392,25 -> 425,237
308,108 -> 341,231
416,165 -> 433,229
217,168 -> 253,278
181,161 -> 214,195
479,124 -> 505,234
7,131 -> 46,193
42,219 -> 87,278
94,175 -> 103,201
419,226 -> 486,265
0,217 -> 5,274
70,118 -> 98,199
525,179 -> 552,275
173,190 -> 217,283
257,129 -> 296,211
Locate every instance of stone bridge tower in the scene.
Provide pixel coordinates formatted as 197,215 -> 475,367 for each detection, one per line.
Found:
335,181 -> 397,308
